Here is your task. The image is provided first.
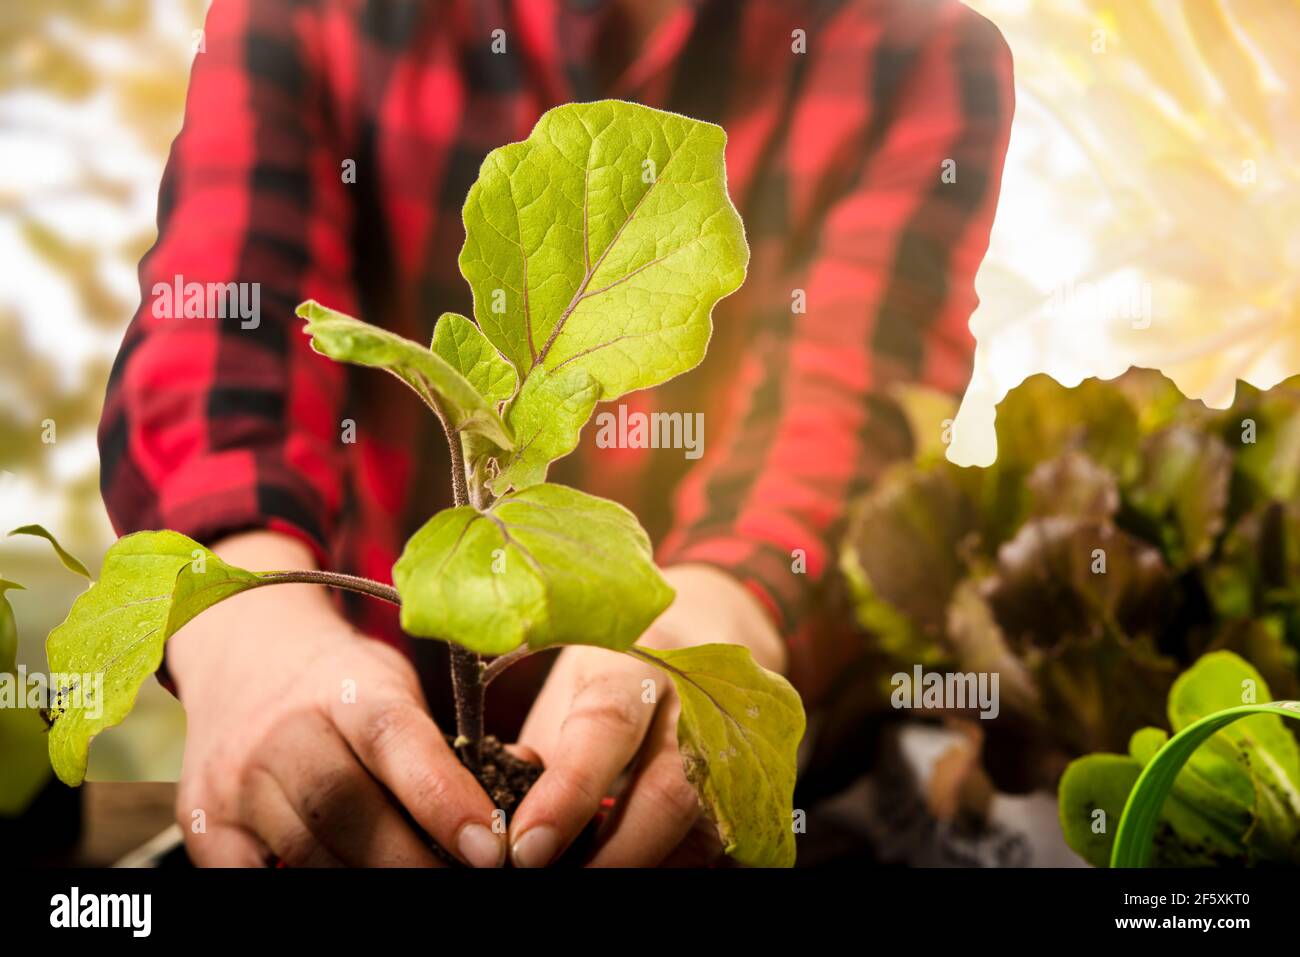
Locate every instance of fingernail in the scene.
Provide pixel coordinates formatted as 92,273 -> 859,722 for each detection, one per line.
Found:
458,823 -> 505,869
511,826 -> 561,868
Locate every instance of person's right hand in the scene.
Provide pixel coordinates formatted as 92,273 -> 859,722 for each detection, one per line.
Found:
167,531 -> 504,868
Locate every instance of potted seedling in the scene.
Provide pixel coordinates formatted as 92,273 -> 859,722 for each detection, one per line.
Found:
28,101 -> 805,867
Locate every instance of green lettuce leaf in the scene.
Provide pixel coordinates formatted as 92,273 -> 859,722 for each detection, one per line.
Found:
840,464 -> 977,666
1060,652 -> 1300,866
1127,425 -> 1232,569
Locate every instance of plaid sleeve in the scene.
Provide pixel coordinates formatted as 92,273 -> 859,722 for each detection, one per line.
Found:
658,3 -> 1014,683
98,0 -> 356,563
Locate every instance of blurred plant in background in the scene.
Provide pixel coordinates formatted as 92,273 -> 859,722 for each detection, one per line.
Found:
954,0 -> 1300,467
843,370 -> 1300,826
1,0 -> 205,789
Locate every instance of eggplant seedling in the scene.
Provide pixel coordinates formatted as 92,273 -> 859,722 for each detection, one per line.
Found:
33,101 -> 805,867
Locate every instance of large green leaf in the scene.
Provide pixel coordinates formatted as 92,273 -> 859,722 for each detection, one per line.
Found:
459,100 -> 748,490
1058,726 -> 1253,868
631,643 -> 804,868
393,484 -> 674,656
297,300 -> 514,451
45,531 -> 262,785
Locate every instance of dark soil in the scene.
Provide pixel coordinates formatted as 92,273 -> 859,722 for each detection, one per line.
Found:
417,734 -> 601,866
461,733 -> 542,818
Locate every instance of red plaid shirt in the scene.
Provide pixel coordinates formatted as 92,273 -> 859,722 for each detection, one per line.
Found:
99,0 -> 1012,725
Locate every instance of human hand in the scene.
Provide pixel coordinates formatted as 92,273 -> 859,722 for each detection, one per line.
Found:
169,531 -> 505,868
508,564 -> 786,867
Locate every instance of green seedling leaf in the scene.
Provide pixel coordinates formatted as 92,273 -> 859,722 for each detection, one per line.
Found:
297,300 -> 514,451
631,643 -> 804,867
460,99 -> 748,490
494,365 -> 601,493
1058,753 -> 1143,867
1166,650 -> 1300,849
430,311 -> 517,408
394,484 -> 674,656
9,525 -> 91,578
1063,652 -> 1300,867
1059,721 -> 1255,869
45,530 -> 262,785
1112,698 -> 1300,867
1,578 -> 23,676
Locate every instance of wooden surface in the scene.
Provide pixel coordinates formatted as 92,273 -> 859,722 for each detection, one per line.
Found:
78,781 -> 178,867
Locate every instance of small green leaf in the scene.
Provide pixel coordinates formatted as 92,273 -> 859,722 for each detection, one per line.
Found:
297,300 -> 514,451
459,100 -> 748,489
491,366 -> 600,494
9,525 -> 91,578
0,578 -> 24,676
430,311 -> 517,408
631,643 -> 805,868
1058,753 -> 1143,867
394,484 -> 674,656
45,531 -> 262,785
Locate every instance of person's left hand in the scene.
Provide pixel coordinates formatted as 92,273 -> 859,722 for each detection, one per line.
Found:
507,564 -> 786,867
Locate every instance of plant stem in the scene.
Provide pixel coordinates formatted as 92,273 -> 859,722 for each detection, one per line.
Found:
256,570 -> 400,605
482,645 -> 534,686
439,408 -> 487,771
